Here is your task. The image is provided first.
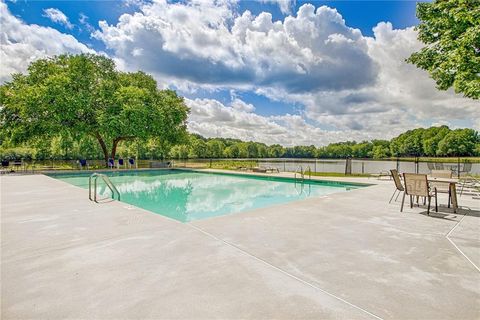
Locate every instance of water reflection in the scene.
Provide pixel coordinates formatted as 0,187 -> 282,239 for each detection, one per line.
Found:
57,171 -> 359,222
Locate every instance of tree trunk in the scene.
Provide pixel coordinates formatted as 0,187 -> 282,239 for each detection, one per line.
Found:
95,132 -> 109,166
111,138 -> 120,160
110,136 -> 135,161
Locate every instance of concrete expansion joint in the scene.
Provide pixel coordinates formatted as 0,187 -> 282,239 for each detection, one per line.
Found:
445,209 -> 480,273
188,223 -> 384,320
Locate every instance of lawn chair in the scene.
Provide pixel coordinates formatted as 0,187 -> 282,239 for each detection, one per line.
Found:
389,169 -> 404,203
434,163 -> 444,170
266,166 -> 280,173
401,173 -> 437,215
1,160 -> 10,174
430,170 -> 453,207
459,176 -> 480,197
108,158 -> 115,169
128,158 -> 137,169
12,159 -> 22,172
431,170 -> 452,178
117,158 -> 125,169
427,162 -> 435,171
78,159 -> 89,170
460,162 -> 472,176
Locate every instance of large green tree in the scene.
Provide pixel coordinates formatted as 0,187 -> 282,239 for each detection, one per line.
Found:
407,0 -> 480,99
206,140 -> 225,158
436,128 -> 479,156
0,54 -> 189,164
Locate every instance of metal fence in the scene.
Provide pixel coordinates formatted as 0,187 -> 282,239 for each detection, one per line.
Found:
174,158 -> 480,177
3,157 -> 479,177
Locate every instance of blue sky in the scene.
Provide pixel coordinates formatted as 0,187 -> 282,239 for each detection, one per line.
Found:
1,0 -> 477,146
7,1 -> 420,38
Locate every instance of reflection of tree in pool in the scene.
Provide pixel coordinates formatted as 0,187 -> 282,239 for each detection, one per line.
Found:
120,179 -> 194,222
92,172 -> 359,222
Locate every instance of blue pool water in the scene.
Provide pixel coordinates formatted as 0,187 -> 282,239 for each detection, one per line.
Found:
49,170 -> 367,222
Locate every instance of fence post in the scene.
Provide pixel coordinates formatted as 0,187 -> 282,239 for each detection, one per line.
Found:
344,157 -> 352,175
209,158 -> 212,168
457,157 -> 460,179
314,159 -> 317,173
283,160 -> 286,172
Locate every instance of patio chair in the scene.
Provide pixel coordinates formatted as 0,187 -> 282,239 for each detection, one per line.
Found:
460,162 -> 472,176
117,158 -> 125,169
266,166 -> 280,173
431,170 -> 452,179
372,170 -> 392,180
252,167 -> 267,173
401,173 -> 437,215
1,160 -> 10,174
78,159 -> 89,170
430,169 -> 460,209
459,176 -> 480,197
389,169 -> 404,203
12,159 -> 22,172
128,158 -> 136,169
108,158 -> 115,169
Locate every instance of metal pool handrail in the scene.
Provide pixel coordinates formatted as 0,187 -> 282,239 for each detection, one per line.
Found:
89,173 -> 121,202
304,166 -> 312,180
294,165 -> 304,182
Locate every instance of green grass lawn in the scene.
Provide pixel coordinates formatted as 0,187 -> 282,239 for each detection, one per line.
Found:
209,160 -> 258,170
305,171 -> 372,178
390,157 -> 480,163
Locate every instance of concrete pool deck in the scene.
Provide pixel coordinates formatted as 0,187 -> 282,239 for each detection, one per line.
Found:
1,172 -> 479,319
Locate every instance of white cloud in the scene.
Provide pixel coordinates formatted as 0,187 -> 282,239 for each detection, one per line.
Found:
0,2 -> 94,83
300,22 -> 480,132
79,13 -> 95,33
231,98 -> 255,112
249,21 -> 480,137
365,22 -> 478,121
186,97 -> 377,146
43,8 -> 73,29
93,1 -> 377,93
123,0 -> 150,8
259,0 -> 295,15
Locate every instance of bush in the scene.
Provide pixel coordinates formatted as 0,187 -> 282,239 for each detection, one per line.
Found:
0,147 -> 36,160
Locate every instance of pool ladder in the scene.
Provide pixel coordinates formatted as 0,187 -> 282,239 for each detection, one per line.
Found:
294,165 -> 312,183
89,173 -> 121,202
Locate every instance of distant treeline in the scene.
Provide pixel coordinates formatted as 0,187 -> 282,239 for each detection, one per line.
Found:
170,126 -> 479,159
0,126 -> 478,160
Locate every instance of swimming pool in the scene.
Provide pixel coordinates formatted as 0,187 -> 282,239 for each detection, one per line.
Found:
49,170 -> 367,222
